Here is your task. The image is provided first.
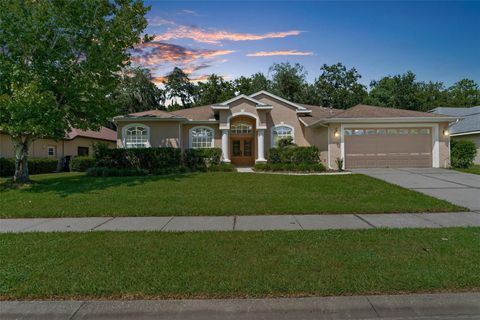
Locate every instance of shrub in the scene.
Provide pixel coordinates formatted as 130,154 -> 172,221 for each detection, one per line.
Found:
183,148 -> 222,170
335,157 -> 344,171
208,163 -> 236,172
277,137 -> 295,148
27,158 -> 59,174
267,146 -> 320,164
94,147 -> 182,172
86,167 -> 149,177
0,158 -> 15,177
254,163 -> 326,172
70,156 -> 96,172
451,140 -> 477,168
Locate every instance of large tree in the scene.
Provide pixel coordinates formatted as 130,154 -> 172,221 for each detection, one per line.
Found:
234,72 -> 270,95
268,62 -> 308,102
314,63 -> 367,109
193,74 -> 235,106
112,67 -> 165,115
0,0 -> 149,182
446,79 -> 480,107
163,67 -> 195,110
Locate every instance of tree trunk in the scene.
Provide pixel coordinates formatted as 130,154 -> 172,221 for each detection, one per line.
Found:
12,136 -> 32,183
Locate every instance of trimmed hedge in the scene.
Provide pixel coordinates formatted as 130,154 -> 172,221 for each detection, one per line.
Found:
0,157 -> 58,177
451,140 -> 477,168
254,163 -> 326,173
70,157 -> 96,172
208,163 -> 236,172
267,146 -> 320,164
183,148 -> 222,171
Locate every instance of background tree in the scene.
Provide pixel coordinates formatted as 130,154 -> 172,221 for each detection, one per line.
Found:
268,62 -> 308,102
313,63 -> 367,109
112,67 -> 165,115
0,0 -> 149,182
234,72 -> 270,95
416,81 -> 447,111
446,79 -> 480,107
193,74 -> 235,106
163,67 -> 195,110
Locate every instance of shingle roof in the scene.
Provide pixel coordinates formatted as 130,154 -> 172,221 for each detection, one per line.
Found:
331,104 -> 448,119
127,109 -> 184,119
170,105 -> 216,121
297,104 -> 343,126
430,107 -> 480,135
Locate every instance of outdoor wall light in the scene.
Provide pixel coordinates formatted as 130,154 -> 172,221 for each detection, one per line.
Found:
334,129 -> 340,138
443,130 -> 449,136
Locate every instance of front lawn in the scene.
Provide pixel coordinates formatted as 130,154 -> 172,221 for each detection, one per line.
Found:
0,172 -> 463,218
1,228 -> 479,300
454,165 -> 480,175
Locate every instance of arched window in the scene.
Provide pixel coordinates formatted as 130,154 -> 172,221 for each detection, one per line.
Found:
124,125 -> 150,148
231,122 -> 253,135
189,127 -> 214,148
272,125 -> 294,147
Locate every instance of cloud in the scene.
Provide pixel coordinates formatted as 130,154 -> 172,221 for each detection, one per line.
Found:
247,50 -> 314,57
131,42 -> 234,66
154,26 -> 302,45
147,16 -> 176,26
178,9 -> 200,16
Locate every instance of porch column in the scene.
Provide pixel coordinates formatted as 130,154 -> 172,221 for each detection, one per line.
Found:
221,129 -> 230,163
256,129 -> 266,162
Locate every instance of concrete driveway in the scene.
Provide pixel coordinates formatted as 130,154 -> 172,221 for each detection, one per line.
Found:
353,168 -> 480,211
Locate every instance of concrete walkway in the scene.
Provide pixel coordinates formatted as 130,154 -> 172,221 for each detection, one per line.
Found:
1,292 -> 479,319
1,212 -> 479,233
354,168 -> 480,211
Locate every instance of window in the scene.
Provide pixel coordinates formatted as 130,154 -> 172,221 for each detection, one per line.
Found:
387,129 -> 398,135
190,127 -> 214,148
420,128 -> 431,135
365,129 -> 376,135
376,129 -> 386,135
272,125 -> 294,147
231,122 -> 253,134
77,146 -> 89,156
398,129 -> 409,135
47,146 -> 56,157
124,125 -> 149,148
344,129 -> 353,136
410,129 -> 419,135
354,129 -> 364,135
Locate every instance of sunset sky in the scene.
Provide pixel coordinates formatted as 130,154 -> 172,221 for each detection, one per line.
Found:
134,1 -> 480,86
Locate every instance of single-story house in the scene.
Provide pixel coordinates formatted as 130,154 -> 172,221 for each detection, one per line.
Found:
114,91 -> 457,169
0,127 -> 117,160
430,106 -> 480,164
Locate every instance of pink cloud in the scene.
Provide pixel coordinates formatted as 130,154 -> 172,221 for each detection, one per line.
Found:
247,50 -> 313,57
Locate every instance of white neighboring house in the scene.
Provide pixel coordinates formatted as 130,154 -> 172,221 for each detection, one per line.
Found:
431,106 -> 480,164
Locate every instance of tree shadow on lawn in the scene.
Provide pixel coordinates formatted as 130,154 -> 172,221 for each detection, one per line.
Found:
0,172 -> 196,198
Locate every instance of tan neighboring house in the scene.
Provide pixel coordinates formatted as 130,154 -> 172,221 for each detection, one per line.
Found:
0,127 -> 116,160
114,91 -> 457,169
431,107 -> 480,164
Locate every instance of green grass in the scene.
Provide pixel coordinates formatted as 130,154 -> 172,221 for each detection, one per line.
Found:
1,228 -> 479,300
454,165 -> 480,175
0,172 -> 463,218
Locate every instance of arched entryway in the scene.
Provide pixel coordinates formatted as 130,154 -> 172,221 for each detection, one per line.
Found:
229,116 -> 256,166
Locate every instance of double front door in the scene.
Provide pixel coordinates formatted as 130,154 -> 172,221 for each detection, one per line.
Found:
231,137 -> 254,166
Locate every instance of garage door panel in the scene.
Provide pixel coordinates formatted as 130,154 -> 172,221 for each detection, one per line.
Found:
345,127 -> 432,169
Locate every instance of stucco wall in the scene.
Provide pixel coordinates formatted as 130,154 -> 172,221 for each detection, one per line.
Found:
0,133 -> 115,159
117,121 -> 182,148
438,122 -> 451,168
181,123 -> 221,150
328,123 -> 342,169
452,133 -> 480,165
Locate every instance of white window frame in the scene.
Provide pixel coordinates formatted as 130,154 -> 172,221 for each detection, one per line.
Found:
270,124 -> 295,147
122,123 -> 151,148
47,146 -> 56,157
189,126 -> 215,149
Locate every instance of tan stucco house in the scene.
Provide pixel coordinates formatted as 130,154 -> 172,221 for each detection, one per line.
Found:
114,91 -> 457,169
0,127 -> 116,160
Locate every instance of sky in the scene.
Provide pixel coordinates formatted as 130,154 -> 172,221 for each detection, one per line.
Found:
134,1 -> 480,87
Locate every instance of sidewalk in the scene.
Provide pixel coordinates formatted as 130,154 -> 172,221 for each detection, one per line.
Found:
1,212 -> 479,233
1,292 -> 479,320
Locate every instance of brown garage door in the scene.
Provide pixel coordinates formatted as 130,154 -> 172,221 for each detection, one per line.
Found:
345,128 -> 432,168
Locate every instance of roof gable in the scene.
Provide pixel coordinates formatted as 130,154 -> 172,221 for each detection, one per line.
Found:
212,94 -> 268,108
249,91 -> 309,112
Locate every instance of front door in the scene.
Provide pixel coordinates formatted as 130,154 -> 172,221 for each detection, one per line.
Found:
231,137 -> 255,166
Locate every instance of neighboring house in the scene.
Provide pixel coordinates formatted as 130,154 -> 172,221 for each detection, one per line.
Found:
114,91 -> 457,169
0,127 -> 117,160
430,106 -> 480,164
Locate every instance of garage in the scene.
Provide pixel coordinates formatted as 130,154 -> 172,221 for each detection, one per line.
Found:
344,127 -> 432,168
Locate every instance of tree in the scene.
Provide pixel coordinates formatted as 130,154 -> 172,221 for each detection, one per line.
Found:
367,71 -> 423,110
446,79 -> 480,107
0,0 -> 149,182
416,81 -> 447,111
163,67 -> 195,109
313,63 -> 367,109
193,74 -> 235,106
112,67 -> 165,115
268,62 -> 308,102
234,73 -> 270,95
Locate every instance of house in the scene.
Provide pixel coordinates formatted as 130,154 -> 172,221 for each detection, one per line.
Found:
0,127 -> 117,161
430,106 -> 480,164
114,91 -> 457,169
